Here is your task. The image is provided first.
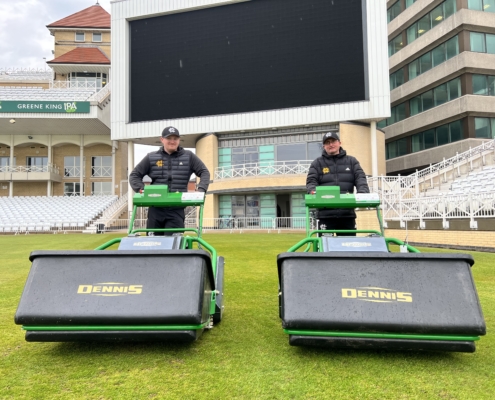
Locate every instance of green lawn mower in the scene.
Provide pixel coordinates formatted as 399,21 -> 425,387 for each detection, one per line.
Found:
277,186 -> 486,352
15,185 -> 224,342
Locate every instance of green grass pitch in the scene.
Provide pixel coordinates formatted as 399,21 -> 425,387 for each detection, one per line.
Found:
0,233 -> 494,399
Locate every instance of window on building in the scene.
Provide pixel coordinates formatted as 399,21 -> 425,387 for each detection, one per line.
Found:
26,156 -> 48,170
468,0 -> 495,12
410,77 -> 461,116
377,103 -> 407,128
388,2 -> 402,23
64,182 -> 84,196
406,0 -> 417,8
91,182 -> 112,196
405,0 -> 456,45
64,156 -> 85,177
390,68 -> 405,90
70,72 -> 108,90
0,157 -> 15,168
470,32 -> 495,53
409,120 -> 464,156
408,36 -> 458,80
92,32 -> 102,42
388,34 -> 404,57
91,156 -> 112,177
75,32 -> 85,42
474,117 -> 495,138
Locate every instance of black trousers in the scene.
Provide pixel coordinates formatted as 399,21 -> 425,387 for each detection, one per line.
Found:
318,217 -> 356,237
146,207 -> 185,236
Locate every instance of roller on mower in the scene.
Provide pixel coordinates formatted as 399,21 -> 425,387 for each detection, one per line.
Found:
15,185 -> 224,342
277,186 -> 486,352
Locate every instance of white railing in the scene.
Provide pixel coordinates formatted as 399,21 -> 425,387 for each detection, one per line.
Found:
63,166 -> 84,177
215,160 -> 312,179
49,80 -> 100,91
88,82 -> 111,103
0,163 -> 59,174
0,67 -> 52,81
192,217 -> 316,231
91,166 -> 112,177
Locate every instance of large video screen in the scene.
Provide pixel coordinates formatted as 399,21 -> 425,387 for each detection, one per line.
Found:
130,0 -> 367,122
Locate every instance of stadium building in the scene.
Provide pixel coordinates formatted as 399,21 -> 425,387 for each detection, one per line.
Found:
112,0 -> 391,223
0,4 -> 128,199
384,0 -> 495,175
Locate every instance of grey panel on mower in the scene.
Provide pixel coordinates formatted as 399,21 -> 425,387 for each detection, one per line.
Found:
277,252 -> 485,335
321,236 -> 388,252
15,250 -> 214,326
25,330 -> 202,343
118,236 -> 182,250
288,336 -> 476,353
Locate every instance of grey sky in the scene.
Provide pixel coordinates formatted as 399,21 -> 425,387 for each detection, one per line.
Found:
0,0 -> 112,68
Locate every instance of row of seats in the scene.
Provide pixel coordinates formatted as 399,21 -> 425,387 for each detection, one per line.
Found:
448,167 -> 495,194
0,87 -> 96,101
0,196 -> 118,233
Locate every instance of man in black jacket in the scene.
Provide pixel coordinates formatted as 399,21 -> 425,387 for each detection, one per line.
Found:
129,126 -> 210,235
306,131 -> 369,236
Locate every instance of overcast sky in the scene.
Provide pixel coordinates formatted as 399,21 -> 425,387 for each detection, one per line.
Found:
0,0 -> 161,163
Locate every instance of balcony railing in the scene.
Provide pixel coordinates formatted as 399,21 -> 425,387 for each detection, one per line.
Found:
215,160 -> 312,179
0,163 -> 59,174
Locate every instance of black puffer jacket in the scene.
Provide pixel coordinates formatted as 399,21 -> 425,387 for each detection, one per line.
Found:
129,146 -> 210,193
306,147 -> 369,218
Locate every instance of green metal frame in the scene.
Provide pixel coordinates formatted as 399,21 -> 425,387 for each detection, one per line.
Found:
23,323 -> 208,332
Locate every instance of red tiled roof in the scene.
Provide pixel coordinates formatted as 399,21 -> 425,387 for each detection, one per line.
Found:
48,47 -> 110,65
47,5 -> 110,29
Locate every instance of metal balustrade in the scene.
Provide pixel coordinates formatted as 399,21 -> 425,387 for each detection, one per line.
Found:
0,163 -> 59,174
215,160 -> 312,179
91,166 -> 112,177
0,67 -> 52,81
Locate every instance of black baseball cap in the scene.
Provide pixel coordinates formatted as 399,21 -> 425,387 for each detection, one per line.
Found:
162,126 -> 180,138
322,131 -> 340,143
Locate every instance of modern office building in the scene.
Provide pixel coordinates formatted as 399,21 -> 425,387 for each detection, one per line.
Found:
0,4 -> 128,198
112,0 -> 391,222
384,0 -> 495,175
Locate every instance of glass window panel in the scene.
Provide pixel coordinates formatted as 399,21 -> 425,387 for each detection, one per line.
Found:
470,32 -> 486,52
488,75 -> 495,95
396,103 -> 406,121
232,154 -> 244,165
418,14 -> 431,37
308,142 -> 322,159
231,196 -> 245,217
412,133 -> 423,152
276,144 -> 305,162
392,35 -> 404,54
475,118 -> 491,138
407,25 -> 417,44
446,36 -> 459,59
424,129 -> 436,149
377,120 -> 387,129
397,138 -> 408,157
406,0 -> 417,7
434,84 -> 448,106
410,96 -> 422,115
388,2 -> 402,23
232,148 -> 244,154
420,53 -> 432,74
219,155 -> 231,163
387,142 -> 397,159
75,32 -> 84,42
432,45 -> 446,66
487,34 -> 495,54
246,195 -> 260,218
468,0 -> 483,10
431,5 -> 444,28
448,78 -> 461,99
444,0 -> 456,18
473,74 -> 488,95
409,59 -> 420,79
484,0 -> 495,13
421,90 -> 434,111
436,124 -> 450,145
218,148 -> 231,155
449,120 -> 463,142
491,118 -> 495,138
259,145 -> 274,153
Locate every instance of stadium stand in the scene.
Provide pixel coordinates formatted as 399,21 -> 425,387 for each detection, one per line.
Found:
449,167 -> 495,195
0,87 -> 95,101
0,196 -> 118,234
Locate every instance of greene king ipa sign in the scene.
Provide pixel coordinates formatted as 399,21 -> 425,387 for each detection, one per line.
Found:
0,101 -> 90,113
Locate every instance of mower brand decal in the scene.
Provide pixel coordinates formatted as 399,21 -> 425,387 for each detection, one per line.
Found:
156,160 -> 163,167
322,167 -> 329,174
341,242 -> 372,248
77,282 -> 143,296
321,195 -> 335,199
341,287 -> 412,303
132,242 -> 162,247
148,194 -> 161,197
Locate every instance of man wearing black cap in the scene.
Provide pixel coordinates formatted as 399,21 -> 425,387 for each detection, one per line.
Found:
129,126 -> 210,235
306,131 -> 369,236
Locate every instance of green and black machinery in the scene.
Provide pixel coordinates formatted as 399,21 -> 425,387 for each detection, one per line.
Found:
277,186 -> 486,352
15,185 -> 224,342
